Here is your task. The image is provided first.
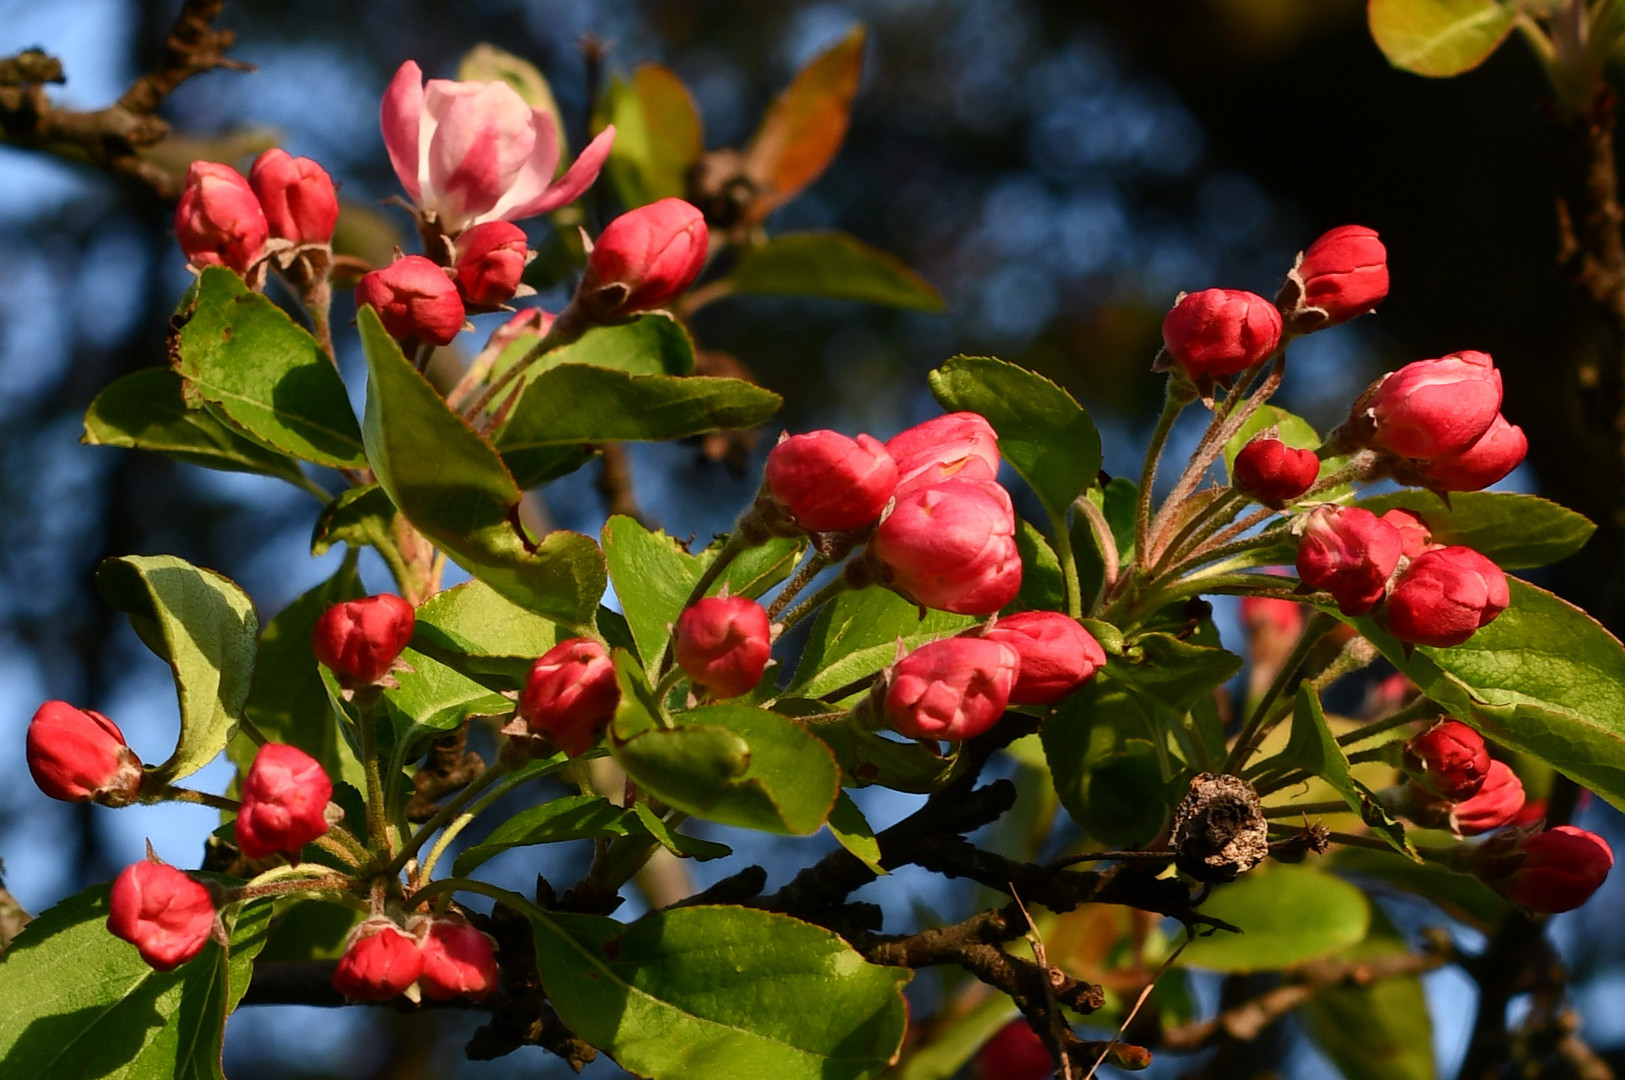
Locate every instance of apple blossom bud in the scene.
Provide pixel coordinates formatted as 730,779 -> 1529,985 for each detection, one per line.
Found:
1454,759 -> 1526,835
1493,825 -> 1614,913
1383,546 -> 1509,648
26,700 -> 143,806
332,920 -> 425,1002
174,161 -> 269,274
312,593 -> 415,687
1417,413 -> 1527,492
765,430 -> 899,532
1380,508 -> 1433,559
872,478 -> 1022,615
355,255 -> 466,346
519,638 -> 620,756
885,412 -> 1001,498
1359,351 -> 1503,460
248,148 -> 339,246
1162,288 -> 1283,379
414,915 -> 500,1001
1294,506 -> 1403,616
673,596 -> 773,699
883,637 -> 1020,741
235,743 -> 334,859
107,860 -> 216,971
453,221 -> 531,307
1402,719 -> 1490,801
1233,438 -> 1318,506
976,1020 -> 1053,1080
974,611 -> 1105,705
1293,225 -> 1389,325
580,198 -> 708,317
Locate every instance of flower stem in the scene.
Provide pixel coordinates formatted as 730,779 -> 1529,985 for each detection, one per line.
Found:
1262,800 -> 1352,818
154,785 -> 240,812
1335,697 -> 1437,746
765,551 -> 831,621
777,573 -> 853,632
357,698 -> 391,857
385,759 -> 515,878
1134,379 -> 1195,569
1050,508 -> 1083,619
418,767 -> 533,883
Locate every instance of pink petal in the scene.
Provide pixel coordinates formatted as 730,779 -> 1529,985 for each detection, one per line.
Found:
425,81 -> 534,229
499,124 -> 615,222
380,61 -> 425,203
481,107 -> 563,223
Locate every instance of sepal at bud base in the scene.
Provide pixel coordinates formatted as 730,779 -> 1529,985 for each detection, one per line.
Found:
26,700 -> 143,806
1402,719 -> 1490,801
1280,224 -> 1388,330
578,198 -> 708,318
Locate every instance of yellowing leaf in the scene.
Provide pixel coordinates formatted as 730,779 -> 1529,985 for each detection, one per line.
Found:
745,26 -> 866,220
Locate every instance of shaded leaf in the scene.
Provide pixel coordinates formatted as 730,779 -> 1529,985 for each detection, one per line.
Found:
453,795 -> 638,877
1009,517 -> 1064,613
787,587 -> 974,699
1302,910 -> 1437,1080
745,26 -> 867,219
1180,865 -> 1371,972
1043,678 -> 1170,846
413,577 -> 563,682
309,484 -> 397,559
726,232 -> 941,310
631,801 -> 734,861
1113,632 -> 1242,715
1277,687 -> 1416,859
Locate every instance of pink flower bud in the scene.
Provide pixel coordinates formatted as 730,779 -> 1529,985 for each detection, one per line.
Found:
519,638 -> 620,757
1453,759 -> 1526,835
453,220 -> 530,307
1402,719 -> 1489,801
414,915 -> 500,1001
873,479 -> 1022,615
581,198 -> 708,317
976,1020 -> 1053,1080
107,860 -> 216,971
1162,288 -> 1283,379
1361,351 -> 1503,460
974,611 -> 1106,705
1383,546 -> 1509,648
1295,506 -> 1403,616
884,637 -> 1020,741
1294,225 -> 1389,325
673,596 -> 772,699
235,743 -> 334,859
1379,508 -> 1433,559
26,700 -> 142,806
765,430 -> 898,532
1496,825 -> 1614,913
312,593 -> 415,687
885,412 -> 1001,499
1417,413 -> 1527,492
248,148 -> 339,246
1233,438 -> 1318,506
174,161 -> 269,274
355,255 -> 466,346
333,921 -> 424,1002
1241,594 -> 1304,638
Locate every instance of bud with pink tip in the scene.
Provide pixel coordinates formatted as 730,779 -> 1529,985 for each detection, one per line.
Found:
1294,506 -> 1403,616
1233,438 -> 1318,506
107,860 -> 216,971
1161,289 -> 1283,379
883,637 -> 1020,741
765,430 -> 898,532
1290,225 -> 1389,326
1454,759 -> 1526,835
885,412 -> 1001,499
673,595 -> 773,699
976,1020 -> 1053,1080
26,700 -> 143,806
1359,351 -> 1502,460
974,611 -> 1105,705
518,638 -> 621,757
1417,414 -> 1527,492
332,920 -> 425,1002
454,221 -> 531,307
1383,546 -> 1509,648
174,161 -> 269,274
1379,508 -> 1433,559
1493,825 -> 1614,913
356,255 -> 466,346
580,198 -> 708,318
312,593 -> 415,687
873,478 -> 1022,615
235,743 -> 334,859
248,148 -> 339,246
414,915 -> 500,1001
1402,719 -> 1490,801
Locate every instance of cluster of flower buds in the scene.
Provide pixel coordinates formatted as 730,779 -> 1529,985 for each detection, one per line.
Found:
514,637 -> 621,757
312,593 -> 416,690
26,700 -> 143,806
1392,719 -> 1526,835
332,913 -> 499,1002
235,743 -> 335,860
106,857 -> 218,971
674,594 -> 774,700
174,149 -> 339,276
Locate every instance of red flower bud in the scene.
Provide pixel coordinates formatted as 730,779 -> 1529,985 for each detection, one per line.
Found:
884,637 -> 1020,741
332,921 -> 424,1002
236,743 -> 334,859
976,1020 -> 1053,1080
1360,351 -> 1502,460
248,148 -> 339,246
1294,225 -> 1389,325
885,412 -> 1001,498
1379,508 -> 1433,559
673,596 -> 773,699
107,860 -> 216,971
974,611 -> 1106,705
1383,546 -> 1508,648
1233,438 -> 1319,506
1496,825 -> 1614,913
312,593 -> 415,687
873,478 -> 1022,615
355,255 -> 466,346
1294,506 -> 1402,616
414,915 -> 500,1001
1402,719 -> 1490,801
1241,594 -> 1304,638
1453,759 -> 1526,835
26,700 -> 142,806
1162,288 -> 1283,379
174,161 -> 269,274
453,221 -> 531,307
765,430 -> 898,532
581,197 -> 708,316
1417,413 -> 1527,492
519,638 -> 620,757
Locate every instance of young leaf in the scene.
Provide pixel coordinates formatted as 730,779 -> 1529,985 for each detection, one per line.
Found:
1112,632 -> 1242,715
725,232 -> 942,310
631,801 -> 734,861
1275,687 -> 1416,859
492,313 -> 696,386
413,577 -> 564,682
1042,677 -> 1170,845
744,26 -> 867,221
1368,0 -> 1517,78
453,794 -> 639,877
1355,490 -> 1594,570
805,711 -> 960,793
786,586 -> 974,699
600,64 -> 703,207
381,647 -> 514,756
827,790 -> 886,875
1179,865 -> 1371,973
309,484 -> 397,559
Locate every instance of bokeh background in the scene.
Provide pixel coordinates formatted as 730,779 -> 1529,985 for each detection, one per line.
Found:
2,0 -> 1623,1076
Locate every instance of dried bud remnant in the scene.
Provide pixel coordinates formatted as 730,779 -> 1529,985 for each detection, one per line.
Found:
1170,772 -> 1269,882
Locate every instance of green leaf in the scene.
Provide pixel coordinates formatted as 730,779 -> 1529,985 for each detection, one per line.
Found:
711,534 -> 808,601
599,65 -> 703,207
309,484 -> 397,558
96,555 -> 258,786
1330,847 -> 1510,929
453,795 -> 638,877
631,801 -> 734,861
1355,490 -> 1594,570
1042,678 -> 1170,846
1368,0 -> 1517,77
1114,632 -> 1242,715
0,885 -> 270,1080
358,305 -> 606,629
827,791 -> 886,875
381,647 -> 514,754
928,356 -> 1103,520
172,267 -> 366,468
1179,865 -> 1371,973
1277,688 -> 1416,859
787,587 -> 975,699
413,577 -> 563,682
494,313 -> 696,386
1302,910 -> 1437,1080
527,901 -> 909,1080
1009,517 -> 1064,613
726,232 -> 942,310
805,712 -> 960,792
603,516 -> 704,670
